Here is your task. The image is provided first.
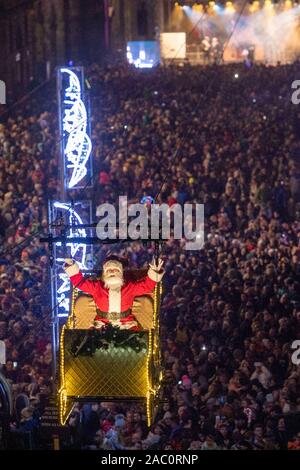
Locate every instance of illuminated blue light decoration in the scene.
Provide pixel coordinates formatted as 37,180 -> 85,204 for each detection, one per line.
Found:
141,195 -> 155,206
49,200 -> 93,318
53,201 -> 89,268
126,41 -> 160,68
57,67 -> 93,190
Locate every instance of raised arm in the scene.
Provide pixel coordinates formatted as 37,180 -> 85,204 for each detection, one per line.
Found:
64,259 -> 97,295
132,258 -> 165,296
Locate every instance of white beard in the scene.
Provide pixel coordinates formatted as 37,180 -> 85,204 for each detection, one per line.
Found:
103,272 -> 124,290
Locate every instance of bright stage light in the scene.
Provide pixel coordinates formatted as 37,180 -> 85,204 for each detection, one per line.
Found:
214,4 -> 222,12
264,0 -> 273,8
174,1 -> 184,10
249,0 -> 260,13
193,3 -> 203,11
225,1 -> 235,12
234,73 -> 239,78
264,0 -> 275,16
284,0 -> 292,8
172,2 -> 185,22
207,1 -> 219,14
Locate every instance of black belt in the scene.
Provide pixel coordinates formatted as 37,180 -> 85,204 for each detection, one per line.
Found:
96,309 -> 131,321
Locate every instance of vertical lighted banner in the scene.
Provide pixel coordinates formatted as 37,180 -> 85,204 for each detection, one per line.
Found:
57,67 -> 93,192
48,200 -> 93,319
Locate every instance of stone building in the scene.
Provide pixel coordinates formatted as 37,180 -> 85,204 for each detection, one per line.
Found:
0,0 -> 107,102
0,0 -> 173,102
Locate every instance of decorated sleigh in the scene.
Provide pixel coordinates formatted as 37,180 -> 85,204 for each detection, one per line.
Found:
58,270 -> 162,427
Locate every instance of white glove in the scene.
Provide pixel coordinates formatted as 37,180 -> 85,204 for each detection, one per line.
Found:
148,257 -> 164,282
149,257 -> 164,273
64,258 -> 74,266
63,258 -> 80,277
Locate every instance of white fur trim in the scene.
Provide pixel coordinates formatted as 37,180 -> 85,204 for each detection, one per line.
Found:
108,288 -> 121,313
93,319 -> 138,330
103,260 -> 123,273
93,320 -> 107,329
110,320 -> 138,329
148,267 -> 164,283
64,261 -> 80,277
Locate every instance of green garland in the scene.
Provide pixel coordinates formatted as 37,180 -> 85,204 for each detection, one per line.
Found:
70,324 -> 147,357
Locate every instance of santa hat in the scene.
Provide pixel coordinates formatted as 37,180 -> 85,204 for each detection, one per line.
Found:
181,375 -> 192,390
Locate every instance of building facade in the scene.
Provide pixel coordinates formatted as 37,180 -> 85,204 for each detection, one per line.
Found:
0,0 -> 172,103
0,0 -> 108,102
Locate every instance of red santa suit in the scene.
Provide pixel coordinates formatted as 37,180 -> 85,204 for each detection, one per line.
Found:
64,258 -> 163,329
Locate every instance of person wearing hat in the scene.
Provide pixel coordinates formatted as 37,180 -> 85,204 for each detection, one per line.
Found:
64,255 -> 164,330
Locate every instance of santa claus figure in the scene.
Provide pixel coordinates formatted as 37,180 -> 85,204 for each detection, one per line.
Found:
64,256 -> 164,330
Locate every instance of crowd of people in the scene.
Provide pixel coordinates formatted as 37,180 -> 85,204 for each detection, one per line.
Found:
0,60 -> 300,449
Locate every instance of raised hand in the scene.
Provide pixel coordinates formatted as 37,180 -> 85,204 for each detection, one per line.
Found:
149,257 -> 164,273
64,258 -> 74,267
63,258 -> 80,277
